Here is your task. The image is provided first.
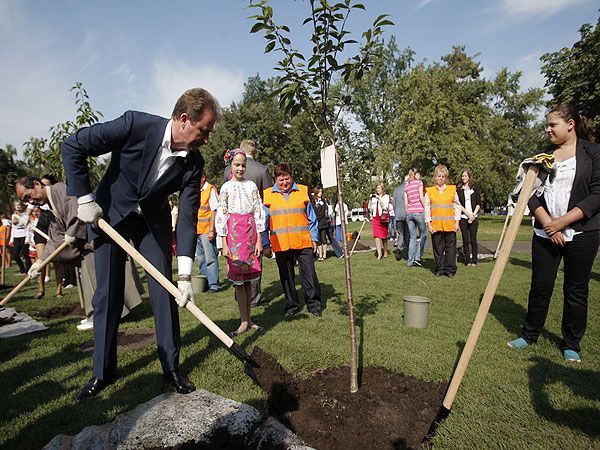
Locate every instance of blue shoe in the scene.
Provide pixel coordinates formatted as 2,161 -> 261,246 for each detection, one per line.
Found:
507,337 -> 529,349
563,349 -> 582,363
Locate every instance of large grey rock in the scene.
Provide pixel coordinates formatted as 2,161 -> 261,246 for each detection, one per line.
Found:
44,390 -> 314,449
249,417 -> 316,450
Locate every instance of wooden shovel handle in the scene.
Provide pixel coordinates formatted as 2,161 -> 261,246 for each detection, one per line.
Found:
97,219 -> 234,347
349,220 -> 366,256
0,241 -> 70,306
29,225 -> 50,241
442,165 -> 540,410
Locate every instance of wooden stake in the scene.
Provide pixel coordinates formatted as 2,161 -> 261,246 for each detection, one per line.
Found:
494,211 -> 511,259
74,266 -> 85,309
1,226 -> 7,285
0,241 -> 69,306
442,166 -> 540,410
349,220 -> 367,257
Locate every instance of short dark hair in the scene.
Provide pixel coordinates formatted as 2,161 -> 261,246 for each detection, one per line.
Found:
15,176 -> 41,189
171,88 -> 223,123
274,163 -> 293,178
40,173 -> 58,185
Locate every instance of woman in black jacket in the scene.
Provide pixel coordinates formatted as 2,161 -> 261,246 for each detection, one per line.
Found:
457,168 -> 481,267
508,104 -> 599,363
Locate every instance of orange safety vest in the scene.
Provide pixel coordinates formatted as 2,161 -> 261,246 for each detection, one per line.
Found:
263,184 -> 313,252
196,182 -> 217,235
0,223 -> 7,246
426,184 -> 457,232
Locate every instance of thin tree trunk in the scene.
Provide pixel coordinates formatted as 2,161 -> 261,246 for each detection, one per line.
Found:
334,147 -> 358,393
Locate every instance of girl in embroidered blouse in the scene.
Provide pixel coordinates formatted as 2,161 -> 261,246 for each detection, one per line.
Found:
216,149 -> 266,337
507,104 -> 599,363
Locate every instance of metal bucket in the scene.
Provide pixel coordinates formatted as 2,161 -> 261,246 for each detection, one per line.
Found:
403,295 -> 431,328
191,275 -> 207,294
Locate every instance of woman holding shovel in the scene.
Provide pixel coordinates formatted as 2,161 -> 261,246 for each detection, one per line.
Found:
217,149 -> 265,337
508,104 -> 600,363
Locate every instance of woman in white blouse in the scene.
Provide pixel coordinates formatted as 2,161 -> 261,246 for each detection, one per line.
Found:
369,182 -> 394,259
457,168 -> 481,267
508,104 -> 600,363
216,150 -> 265,337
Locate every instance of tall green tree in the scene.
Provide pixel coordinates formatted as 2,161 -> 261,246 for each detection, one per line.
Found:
0,144 -> 30,214
348,44 -> 544,208
23,82 -> 107,187
202,75 -> 321,188
250,0 -> 393,393
541,15 -> 600,140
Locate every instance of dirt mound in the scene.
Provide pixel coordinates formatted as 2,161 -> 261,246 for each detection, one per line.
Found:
80,328 -> 156,353
37,304 -> 84,319
251,347 -> 446,450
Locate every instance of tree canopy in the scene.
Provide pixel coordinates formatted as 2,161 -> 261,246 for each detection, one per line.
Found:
541,15 -> 600,141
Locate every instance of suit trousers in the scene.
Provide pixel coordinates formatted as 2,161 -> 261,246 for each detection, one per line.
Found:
431,231 -> 457,276
521,232 -> 599,352
275,247 -> 322,314
92,214 -> 181,380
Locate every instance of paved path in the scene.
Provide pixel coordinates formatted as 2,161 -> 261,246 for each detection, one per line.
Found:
356,239 -> 531,253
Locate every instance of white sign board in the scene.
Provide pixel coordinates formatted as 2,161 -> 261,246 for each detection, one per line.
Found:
320,144 -> 337,188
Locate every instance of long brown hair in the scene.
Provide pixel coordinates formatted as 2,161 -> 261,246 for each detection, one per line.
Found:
461,168 -> 474,188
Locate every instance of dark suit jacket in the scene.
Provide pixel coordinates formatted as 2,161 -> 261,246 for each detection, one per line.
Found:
223,156 -> 273,199
457,184 -> 482,213
529,139 -> 600,233
61,111 -> 203,257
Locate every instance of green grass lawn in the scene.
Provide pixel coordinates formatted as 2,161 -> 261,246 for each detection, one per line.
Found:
346,214 -> 533,242
1,242 -> 598,449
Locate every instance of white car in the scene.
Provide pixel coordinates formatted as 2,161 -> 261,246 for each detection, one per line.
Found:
350,208 -> 367,222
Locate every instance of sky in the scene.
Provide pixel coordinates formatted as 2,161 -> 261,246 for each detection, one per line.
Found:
0,0 -> 598,154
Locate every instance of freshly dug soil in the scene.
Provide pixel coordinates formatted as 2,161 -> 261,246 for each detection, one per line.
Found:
0,314 -> 17,327
251,347 -> 446,450
37,304 -> 84,319
80,328 -> 156,353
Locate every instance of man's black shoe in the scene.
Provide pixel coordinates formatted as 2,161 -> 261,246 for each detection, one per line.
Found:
75,376 -> 115,402
163,371 -> 196,394
285,309 -> 299,318
310,310 -> 322,317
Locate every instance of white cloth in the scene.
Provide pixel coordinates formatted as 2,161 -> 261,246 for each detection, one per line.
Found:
334,202 -> 349,225
369,194 -> 394,218
534,156 -> 579,242
215,179 -> 266,237
201,181 -> 220,211
460,186 -> 474,219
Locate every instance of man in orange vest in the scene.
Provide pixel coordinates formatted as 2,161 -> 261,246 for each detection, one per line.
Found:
425,164 -> 461,278
196,172 -> 220,292
263,163 -> 322,317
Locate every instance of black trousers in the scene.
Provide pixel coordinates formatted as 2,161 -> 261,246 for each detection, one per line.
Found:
275,247 -> 322,314
431,231 -> 457,276
92,214 -> 180,380
11,236 -> 31,273
459,218 -> 479,264
521,232 -> 599,352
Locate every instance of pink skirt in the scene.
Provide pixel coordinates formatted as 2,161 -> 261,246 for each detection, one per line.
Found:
226,213 -> 261,284
371,216 -> 389,239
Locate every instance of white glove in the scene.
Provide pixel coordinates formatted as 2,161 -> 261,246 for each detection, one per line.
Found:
176,280 -> 195,308
64,234 -> 77,246
28,259 -> 43,279
77,201 -> 103,227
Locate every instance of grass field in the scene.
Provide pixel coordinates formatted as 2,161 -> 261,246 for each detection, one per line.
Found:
0,224 -> 598,448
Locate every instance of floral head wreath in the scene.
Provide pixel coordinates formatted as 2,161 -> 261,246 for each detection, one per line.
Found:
224,148 -> 243,167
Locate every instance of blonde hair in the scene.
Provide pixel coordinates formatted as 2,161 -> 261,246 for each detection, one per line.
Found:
375,182 -> 386,193
239,139 -> 256,157
433,164 -> 449,178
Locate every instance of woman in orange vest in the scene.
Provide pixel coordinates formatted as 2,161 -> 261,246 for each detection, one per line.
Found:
263,163 -> 322,317
425,164 -> 461,277
216,150 -> 266,337
0,214 -> 11,269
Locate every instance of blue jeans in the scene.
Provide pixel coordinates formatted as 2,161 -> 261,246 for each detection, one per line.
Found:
196,234 -> 220,290
335,224 -> 343,242
395,217 -> 408,251
406,212 -> 426,266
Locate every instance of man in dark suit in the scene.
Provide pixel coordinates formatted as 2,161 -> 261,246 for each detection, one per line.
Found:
223,139 -> 273,307
61,88 -> 221,402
